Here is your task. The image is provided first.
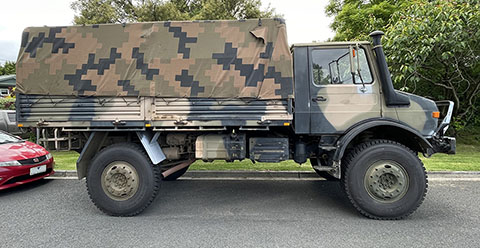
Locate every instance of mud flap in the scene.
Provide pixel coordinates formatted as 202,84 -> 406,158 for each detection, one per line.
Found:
136,131 -> 166,165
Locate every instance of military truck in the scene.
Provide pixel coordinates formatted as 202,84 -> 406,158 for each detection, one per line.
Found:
16,19 -> 455,219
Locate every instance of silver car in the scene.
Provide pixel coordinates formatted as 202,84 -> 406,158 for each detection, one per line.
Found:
0,110 -> 22,135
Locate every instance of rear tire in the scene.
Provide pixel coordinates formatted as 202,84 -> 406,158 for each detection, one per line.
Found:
342,140 -> 427,220
86,143 -> 161,216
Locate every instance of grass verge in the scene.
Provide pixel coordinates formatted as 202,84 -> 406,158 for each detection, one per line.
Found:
420,144 -> 480,171
51,151 -> 78,171
50,143 -> 479,172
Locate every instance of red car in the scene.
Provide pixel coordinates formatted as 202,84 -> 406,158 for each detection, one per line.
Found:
0,130 -> 54,190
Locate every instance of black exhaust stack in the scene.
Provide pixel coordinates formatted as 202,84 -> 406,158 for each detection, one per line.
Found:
370,31 -> 410,106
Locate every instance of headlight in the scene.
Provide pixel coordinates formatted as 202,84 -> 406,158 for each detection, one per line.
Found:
0,160 -> 22,167
45,153 -> 53,160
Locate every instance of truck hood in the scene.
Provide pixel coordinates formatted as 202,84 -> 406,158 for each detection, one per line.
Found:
396,92 -> 438,137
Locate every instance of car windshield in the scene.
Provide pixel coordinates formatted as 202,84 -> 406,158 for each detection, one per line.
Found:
0,132 -> 22,144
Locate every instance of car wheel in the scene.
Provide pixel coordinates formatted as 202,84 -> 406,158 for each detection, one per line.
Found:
86,143 -> 161,216
342,140 -> 427,220
162,165 -> 190,181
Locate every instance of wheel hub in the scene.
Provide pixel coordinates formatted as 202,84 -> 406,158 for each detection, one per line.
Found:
364,160 -> 409,203
101,162 -> 139,201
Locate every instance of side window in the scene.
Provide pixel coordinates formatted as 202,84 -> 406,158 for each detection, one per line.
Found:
311,47 -> 373,85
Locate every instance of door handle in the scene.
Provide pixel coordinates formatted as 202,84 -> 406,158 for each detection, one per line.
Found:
312,96 -> 327,102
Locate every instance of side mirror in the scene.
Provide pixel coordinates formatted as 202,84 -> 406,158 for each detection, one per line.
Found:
350,44 -> 367,92
349,45 -> 357,76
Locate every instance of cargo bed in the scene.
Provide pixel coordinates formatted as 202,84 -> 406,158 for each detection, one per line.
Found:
16,94 -> 292,130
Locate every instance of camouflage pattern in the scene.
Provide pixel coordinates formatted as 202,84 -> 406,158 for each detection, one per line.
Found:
396,93 -> 438,136
292,43 -> 383,134
16,19 -> 293,99
16,94 -> 292,128
16,24 -> 438,139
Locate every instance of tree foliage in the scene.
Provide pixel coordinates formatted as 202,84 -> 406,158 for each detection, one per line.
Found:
71,0 -> 277,24
0,98 -> 15,109
0,61 -> 15,76
326,0 -> 480,127
325,0 -> 407,41
384,0 -> 480,126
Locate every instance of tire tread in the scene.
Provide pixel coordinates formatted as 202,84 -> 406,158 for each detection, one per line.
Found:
86,142 -> 161,217
342,139 -> 428,220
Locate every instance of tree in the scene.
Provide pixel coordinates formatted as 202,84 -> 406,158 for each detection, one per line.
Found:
193,0 -> 274,20
384,0 -> 480,126
0,61 -> 15,76
71,0 -> 277,24
325,0 -> 407,41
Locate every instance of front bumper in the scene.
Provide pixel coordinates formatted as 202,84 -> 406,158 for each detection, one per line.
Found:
0,159 -> 55,190
426,100 -> 456,155
429,136 -> 456,155
434,100 -> 454,137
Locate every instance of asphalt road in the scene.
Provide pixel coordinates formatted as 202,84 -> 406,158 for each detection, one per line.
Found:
0,178 -> 479,248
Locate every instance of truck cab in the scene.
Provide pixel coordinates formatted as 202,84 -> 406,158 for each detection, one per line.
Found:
293,41 -> 384,135
291,32 -> 454,166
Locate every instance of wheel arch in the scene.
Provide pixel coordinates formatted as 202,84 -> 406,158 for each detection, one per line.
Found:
76,131 -> 165,179
333,119 -> 433,162
77,132 -> 109,179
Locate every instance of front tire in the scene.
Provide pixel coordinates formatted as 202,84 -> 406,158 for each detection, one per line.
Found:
86,143 -> 161,216
342,140 -> 427,220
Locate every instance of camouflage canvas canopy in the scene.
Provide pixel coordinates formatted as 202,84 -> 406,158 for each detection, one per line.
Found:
16,19 -> 293,99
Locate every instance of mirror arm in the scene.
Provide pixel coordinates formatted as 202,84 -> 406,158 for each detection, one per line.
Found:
336,61 -> 342,84
349,45 -> 355,85
355,43 -> 367,92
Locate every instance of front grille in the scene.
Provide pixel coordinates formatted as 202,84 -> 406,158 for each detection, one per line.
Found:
2,168 -> 53,185
18,155 -> 47,165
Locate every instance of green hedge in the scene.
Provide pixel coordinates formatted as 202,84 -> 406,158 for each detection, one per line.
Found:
0,98 -> 15,110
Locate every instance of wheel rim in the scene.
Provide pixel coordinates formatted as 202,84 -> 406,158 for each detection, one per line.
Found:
101,161 -> 140,201
364,160 -> 409,203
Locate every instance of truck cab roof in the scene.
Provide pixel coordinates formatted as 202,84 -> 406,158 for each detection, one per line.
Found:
291,41 -> 371,48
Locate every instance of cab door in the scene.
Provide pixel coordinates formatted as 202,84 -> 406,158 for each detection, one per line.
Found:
308,45 -> 381,134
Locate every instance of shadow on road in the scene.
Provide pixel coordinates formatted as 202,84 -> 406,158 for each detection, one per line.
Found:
0,179 -> 52,197
144,179 -> 359,218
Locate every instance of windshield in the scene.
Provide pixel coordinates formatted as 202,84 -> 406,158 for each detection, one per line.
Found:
0,132 -> 22,144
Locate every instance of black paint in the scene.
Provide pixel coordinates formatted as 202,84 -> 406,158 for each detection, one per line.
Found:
175,70 -> 205,97
212,42 -> 293,96
24,27 -> 75,58
260,42 -> 274,59
118,80 -> 139,96
64,48 -> 121,94
265,66 -> 293,98
274,18 -> 286,24
132,47 -> 160,80
212,43 -> 265,87
370,31 -> 410,107
21,32 -> 29,48
164,22 -> 197,59
292,46 -> 311,134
